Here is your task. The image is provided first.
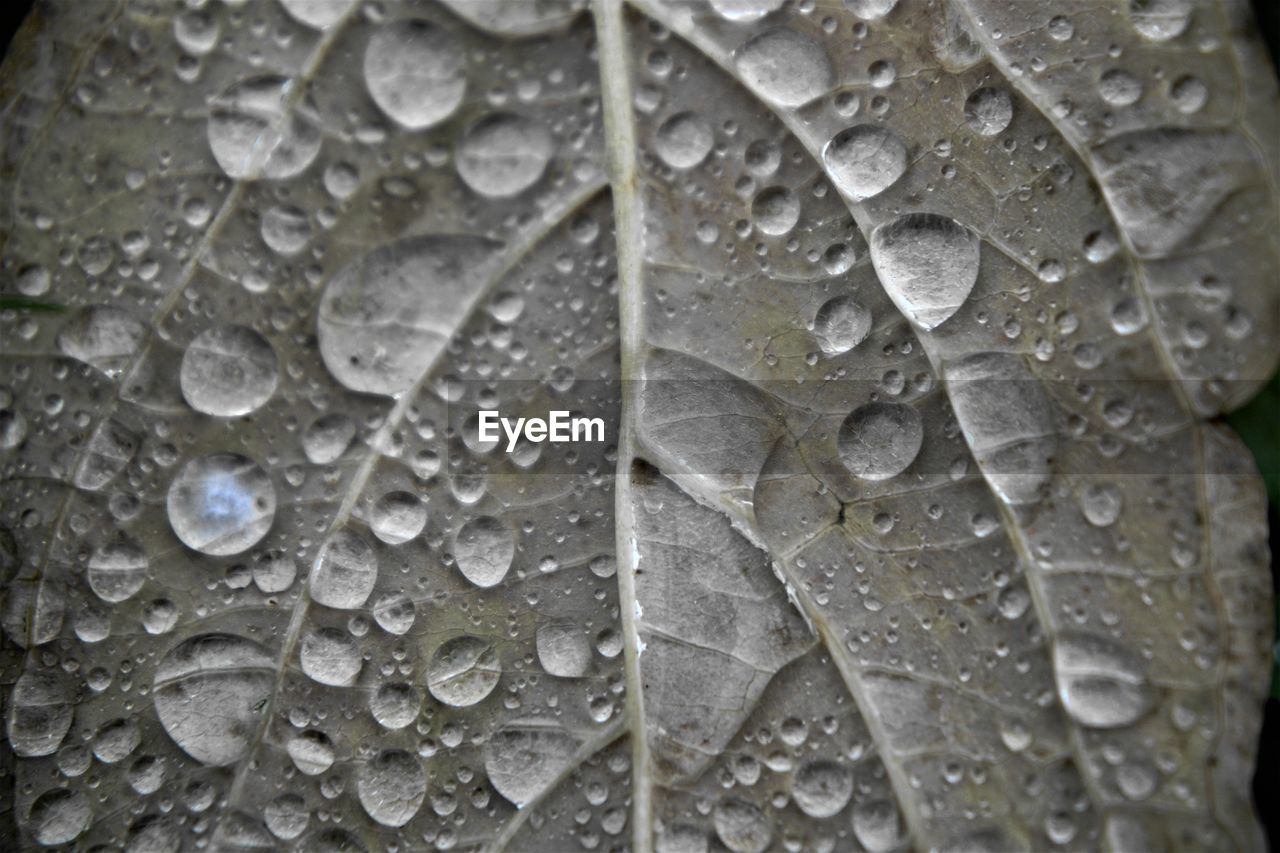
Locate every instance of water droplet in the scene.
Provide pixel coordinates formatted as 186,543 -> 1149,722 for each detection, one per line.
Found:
735,28 -> 833,108
173,10 -> 220,55
364,20 -> 465,130
438,0 -> 582,36
370,682 -> 419,730
180,325 -> 278,417
373,593 -> 416,635
153,633 -> 274,765
253,550 -> 297,594
709,0 -> 785,22
167,453 -> 276,556
87,535 -> 148,603
822,124 -> 908,201
300,627 -> 361,687
92,717 -> 140,763
964,87 -> 1013,136
869,213 -> 980,330
0,410 -> 25,449
1079,483 -> 1122,527
318,236 -> 500,396
791,759 -> 853,818
484,723 -> 579,807
453,516 -> 515,588
7,670 -> 74,757
312,529 -> 378,610
713,798 -> 772,853
207,76 -> 322,180
1047,15 -> 1075,40
303,413 -> 356,464
56,306 -> 145,377
456,113 -> 553,198
427,635 -> 500,707
837,402 -> 923,481
1170,75 -> 1207,113
280,0 -> 356,29
287,730 -> 335,776
358,749 -> 426,827
1128,0 -> 1191,41
536,624 -> 592,677
1054,633 -> 1154,728
846,0 -> 898,19
27,788 -> 91,845
655,111 -> 714,169
261,205 -> 311,255
17,264 -> 50,296
366,491 -> 425,549
751,186 -> 800,236
264,794 -> 309,840
1099,69 -> 1143,106
851,799 -> 905,852
813,295 -> 872,355
1116,761 -> 1158,800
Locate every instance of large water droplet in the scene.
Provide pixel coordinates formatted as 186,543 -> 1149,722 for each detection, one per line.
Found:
945,353 -> 1056,505
370,491 -> 426,545
734,28 -> 833,108
813,295 -> 872,355
1054,633 -> 1154,728
207,76 -> 321,180
279,0 -> 356,29
751,186 -> 800,236
791,759 -> 853,818
364,20 -> 465,130
1080,483 -> 1122,527
851,799 -> 905,852
56,306 -> 144,378
453,516 -> 515,588
1128,0 -> 1191,41
427,635 -> 500,707
438,0 -> 583,36
312,529 -> 378,610
27,788 -> 91,845
261,205 -> 311,256
153,633 -> 274,765
654,112 -> 714,169
709,0 -> 785,21
869,213 -> 980,330
180,325 -> 278,417
713,798 -> 772,853
964,87 -> 1013,136
373,593 -> 416,635
167,453 -> 276,556
837,402 -> 923,481
536,624 -> 592,678
287,730 -> 335,776
87,535 -> 148,603
846,0 -> 898,19
303,413 -> 356,464
370,682 -> 419,730
822,125 -> 907,200
357,749 -> 426,827
300,627 -> 361,687
484,722 -> 580,807
7,670 -> 74,757
456,113 -> 553,198
318,236 -> 500,396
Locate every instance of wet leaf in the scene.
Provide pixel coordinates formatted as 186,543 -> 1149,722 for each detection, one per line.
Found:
0,0 -> 1274,850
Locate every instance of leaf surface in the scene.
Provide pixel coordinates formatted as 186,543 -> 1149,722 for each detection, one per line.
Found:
0,0 -> 1274,850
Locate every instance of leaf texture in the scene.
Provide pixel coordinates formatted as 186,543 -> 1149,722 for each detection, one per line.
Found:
0,0 -> 1275,851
